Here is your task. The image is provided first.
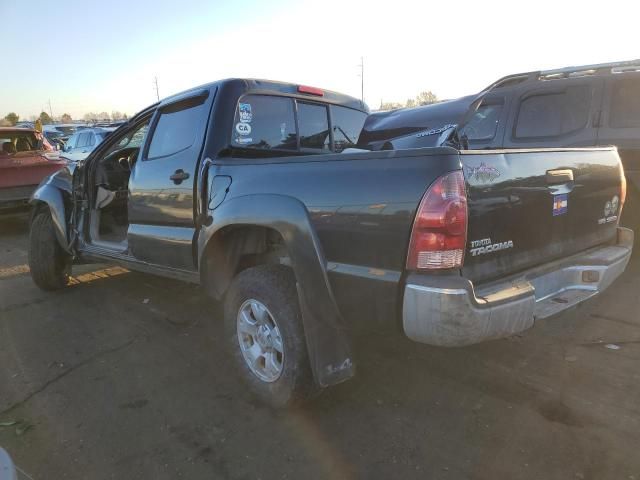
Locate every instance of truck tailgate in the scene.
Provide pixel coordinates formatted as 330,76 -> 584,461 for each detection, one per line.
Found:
461,148 -> 624,283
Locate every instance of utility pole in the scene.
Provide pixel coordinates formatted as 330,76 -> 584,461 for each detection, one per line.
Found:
358,57 -> 364,103
153,77 -> 160,102
48,99 -> 54,121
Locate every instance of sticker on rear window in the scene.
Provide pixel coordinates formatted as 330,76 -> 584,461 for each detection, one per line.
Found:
553,194 -> 568,216
235,122 -> 252,136
239,103 -> 252,123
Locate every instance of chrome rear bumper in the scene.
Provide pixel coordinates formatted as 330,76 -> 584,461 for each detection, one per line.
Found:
402,227 -> 634,346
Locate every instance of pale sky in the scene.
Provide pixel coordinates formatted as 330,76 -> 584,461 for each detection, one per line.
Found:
2,0 -> 639,120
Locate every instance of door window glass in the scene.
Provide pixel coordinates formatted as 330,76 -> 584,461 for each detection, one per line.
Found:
515,86 -> 591,138
461,102 -> 503,140
330,106 -> 367,152
147,97 -> 207,159
101,119 -> 150,161
610,78 -> 640,128
298,102 -> 330,151
231,95 -> 297,150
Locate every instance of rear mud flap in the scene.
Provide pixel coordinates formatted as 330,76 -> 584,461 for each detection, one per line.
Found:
297,284 -> 355,387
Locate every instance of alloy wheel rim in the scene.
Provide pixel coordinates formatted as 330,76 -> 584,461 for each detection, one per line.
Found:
236,299 -> 285,383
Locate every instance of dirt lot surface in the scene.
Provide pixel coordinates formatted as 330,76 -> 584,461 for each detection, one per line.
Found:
1,214 -> 640,480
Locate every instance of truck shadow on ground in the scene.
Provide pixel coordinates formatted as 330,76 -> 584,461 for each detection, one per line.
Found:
2,259 -> 640,479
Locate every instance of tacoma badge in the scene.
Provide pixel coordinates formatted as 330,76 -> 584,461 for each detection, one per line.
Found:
469,238 -> 514,256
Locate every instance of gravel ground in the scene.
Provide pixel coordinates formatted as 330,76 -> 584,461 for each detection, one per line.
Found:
1,214 -> 639,480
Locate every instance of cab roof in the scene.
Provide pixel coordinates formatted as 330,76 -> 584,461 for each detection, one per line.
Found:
485,58 -> 640,92
156,78 -> 368,112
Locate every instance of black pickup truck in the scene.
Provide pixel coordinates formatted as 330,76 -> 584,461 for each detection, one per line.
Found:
28,78 -> 633,407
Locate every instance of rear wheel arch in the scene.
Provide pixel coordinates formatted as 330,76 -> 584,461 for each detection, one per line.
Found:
197,193 -> 355,387
201,224 -> 291,300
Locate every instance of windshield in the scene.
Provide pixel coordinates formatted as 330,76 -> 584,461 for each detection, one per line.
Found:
44,130 -> 65,139
0,131 -> 40,154
54,125 -> 78,135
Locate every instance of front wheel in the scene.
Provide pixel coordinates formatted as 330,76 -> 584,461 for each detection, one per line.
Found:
223,265 -> 317,408
28,209 -> 71,291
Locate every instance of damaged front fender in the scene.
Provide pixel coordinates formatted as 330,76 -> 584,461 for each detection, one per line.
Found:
29,167 -> 74,252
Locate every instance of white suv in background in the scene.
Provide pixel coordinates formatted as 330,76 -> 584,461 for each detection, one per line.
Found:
62,128 -> 112,161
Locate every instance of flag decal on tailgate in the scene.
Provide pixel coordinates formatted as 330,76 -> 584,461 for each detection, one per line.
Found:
553,194 -> 568,216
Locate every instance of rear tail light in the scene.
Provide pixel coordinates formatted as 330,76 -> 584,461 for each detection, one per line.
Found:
406,170 -> 468,270
620,164 -> 627,216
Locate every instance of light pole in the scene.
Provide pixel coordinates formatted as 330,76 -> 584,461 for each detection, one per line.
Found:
358,57 -> 364,103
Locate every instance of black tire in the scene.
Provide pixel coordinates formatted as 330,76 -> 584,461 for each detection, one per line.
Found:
223,265 -> 317,408
28,209 -> 71,291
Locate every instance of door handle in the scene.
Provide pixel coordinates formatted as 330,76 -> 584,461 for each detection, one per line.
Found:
546,169 -> 574,185
170,169 -> 190,184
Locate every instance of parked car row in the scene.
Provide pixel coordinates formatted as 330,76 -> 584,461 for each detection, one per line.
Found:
0,127 -> 67,214
14,122 -> 121,158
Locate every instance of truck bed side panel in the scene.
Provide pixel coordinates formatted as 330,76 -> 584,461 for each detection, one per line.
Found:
217,150 -> 462,326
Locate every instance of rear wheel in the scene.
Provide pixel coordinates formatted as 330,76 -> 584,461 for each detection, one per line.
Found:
223,265 -> 317,408
28,209 -> 71,291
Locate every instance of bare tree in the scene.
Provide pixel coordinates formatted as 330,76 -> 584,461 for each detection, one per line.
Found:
415,91 -> 438,106
378,101 -> 404,111
4,112 -> 19,125
39,111 -> 53,125
378,90 -> 439,111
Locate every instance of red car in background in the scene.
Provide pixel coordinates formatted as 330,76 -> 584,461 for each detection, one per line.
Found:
0,128 -> 67,214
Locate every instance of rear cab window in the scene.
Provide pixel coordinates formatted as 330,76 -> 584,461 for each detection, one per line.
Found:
231,94 -> 367,154
232,96 -> 297,150
298,102 -> 330,151
331,105 -> 366,152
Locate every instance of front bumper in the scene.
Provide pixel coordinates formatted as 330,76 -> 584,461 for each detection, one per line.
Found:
402,227 -> 634,347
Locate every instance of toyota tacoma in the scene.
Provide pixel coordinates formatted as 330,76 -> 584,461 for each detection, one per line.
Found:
28,79 -> 633,407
